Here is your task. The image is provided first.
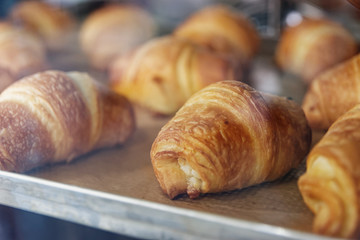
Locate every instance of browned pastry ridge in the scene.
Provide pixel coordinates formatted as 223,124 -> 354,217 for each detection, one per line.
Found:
9,0 -> 75,51
302,53 -> 360,130
109,36 -> 238,115
298,104 -> 360,238
0,70 -> 135,173
0,21 -> 47,81
174,4 -> 260,67
79,3 -> 157,70
275,17 -> 357,83
151,81 -> 311,199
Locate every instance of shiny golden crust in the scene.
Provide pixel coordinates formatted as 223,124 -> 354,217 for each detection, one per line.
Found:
109,36 -> 238,115
0,70 -> 135,173
275,18 -> 357,83
10,1 -> 75,50
79,4 -> 157,70
298,104 -> 360,238
0,21 -> 47,79
151,81 -> 311,199
174,5 -> 260,65
302,54 -> 360,130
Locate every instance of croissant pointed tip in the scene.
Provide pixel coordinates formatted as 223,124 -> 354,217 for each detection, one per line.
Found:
151,153 -> 188,200
161,177 -> 188,200
166,188 -> 183,200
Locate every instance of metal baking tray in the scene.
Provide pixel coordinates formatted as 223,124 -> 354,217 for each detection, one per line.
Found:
0,15 -> 331,238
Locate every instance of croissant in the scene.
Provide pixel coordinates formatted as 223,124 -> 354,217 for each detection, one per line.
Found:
0,70 -> 135,173
302,53 -> 360,130
109,36 -> 238,115
150,80 -> 311,199
298,104 -> 360,238
173,5 -> 260,66
0,67 -> 14,93
9,0 -> 75,51
275,17 -> 357,83
0,21 -> 47,80
79,3 -> 157,70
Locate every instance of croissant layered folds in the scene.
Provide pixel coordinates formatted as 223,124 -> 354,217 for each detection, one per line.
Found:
174,5 -> 260,66
151,81 -> 311,199
0,21 -> 47,81
109,36 -> 238,115
9,0 -> 75,51
0,70 -> 135,173
275,17 -> 357,83
79,4 -> 157,70
298,104 -> 360,238
302,54 -> 360,130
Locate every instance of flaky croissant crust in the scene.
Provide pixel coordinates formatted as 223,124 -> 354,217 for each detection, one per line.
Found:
151,81 -> 311,199
0,70 -> 135,173
298,104 -> 360,238
109,36 -> 237,115
302,54 -> 360,130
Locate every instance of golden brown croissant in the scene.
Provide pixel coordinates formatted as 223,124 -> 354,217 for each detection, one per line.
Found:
9,0 -> 75,51
302,53 -> 360,130
150,80 -> 311,199
0,70 -> 135,173
275,17 -> 357,83
298,104 -> 360,238
0,21 -> 47,80
79,3 -> 157,70
173,5 -> 260,66
109,36 -> 238,115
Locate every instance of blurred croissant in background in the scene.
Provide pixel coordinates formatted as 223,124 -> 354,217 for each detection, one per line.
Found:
0,21 -> 48,90
9,0 -> 75,51
79,3 -> 157,70
302,54 -> 360,130
109,36 -> 239,115
174,5 -> 260,70
275,17 -> 357,83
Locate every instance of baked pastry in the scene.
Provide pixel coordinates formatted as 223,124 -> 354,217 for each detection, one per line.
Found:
109,36 -> 238,115
302,53 -> 360,130
9,0 -> 75,51
0,21 -> 47,80
79,3 -> 157,70
275,17 -> 357,83
151,80 -> 311,199
173,5 -> 260,66
0,70 -> 135,173
298,104 -> 360,238
0,67 -> 14,92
